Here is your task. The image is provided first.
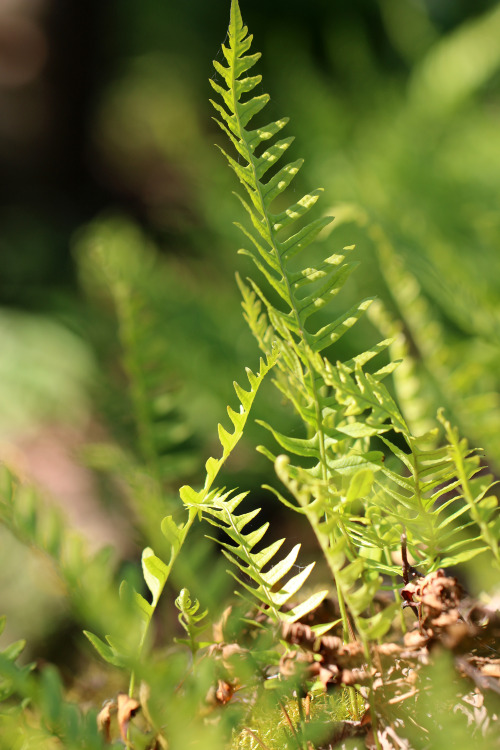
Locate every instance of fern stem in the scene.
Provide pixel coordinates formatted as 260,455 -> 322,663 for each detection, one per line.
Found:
128,507 -> 198,697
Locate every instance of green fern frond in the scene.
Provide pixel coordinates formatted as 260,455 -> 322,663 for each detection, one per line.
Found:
180,346 -> 279,502
86,349 -> 278,685
212,2 -> 405,650
372,223 -> 500,472
76,217 -> 198,486
214,2 -> 500,672
438,410 -> 500,567
211,4 -> 372,368
175,588 -> 211,655
0,466 -> 129,639
203,488 -> 327,624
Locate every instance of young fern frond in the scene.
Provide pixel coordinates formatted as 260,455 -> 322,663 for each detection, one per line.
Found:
210,2 -> 401,494
213,3 -> 500,670
175,588 -> 211,656
210,3 -> 372,367
203,488 -> 327,624
85,349 -> 278,692
211,2 -> 406,654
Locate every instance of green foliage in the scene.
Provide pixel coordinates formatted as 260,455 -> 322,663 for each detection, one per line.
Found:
0,1 -> 499,748
0,621 -> 104,749
175,588 -> 210,655
204,487 -> 328,623
210,1 -> 500,604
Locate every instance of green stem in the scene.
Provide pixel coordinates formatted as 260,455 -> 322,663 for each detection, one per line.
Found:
128,507 -> 198,697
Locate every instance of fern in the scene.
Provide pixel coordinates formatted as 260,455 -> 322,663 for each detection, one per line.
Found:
211,1 -> 500,676
0,616 -> 104,749
76,217 -> 198,485
85,349 -> 278,694
0,466 -> 130,639
174,588 -> 210,655
203,488 -> 328,624
374,223 -> 500,472
210,0 -> 402,651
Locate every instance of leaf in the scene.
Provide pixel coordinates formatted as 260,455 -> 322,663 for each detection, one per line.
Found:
142,548 -> 168,606
261,544 -> 301,587
358,604 -> 399,640
1,640 -> 26,662
161,514 -> 184,554
439,546 -> 489,567
282,590 -> 328,623
346,469 -> 374,503
84,631 -> 123,667
179,485 -> 204,506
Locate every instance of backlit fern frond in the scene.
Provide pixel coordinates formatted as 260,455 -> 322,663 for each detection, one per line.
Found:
210,2 -> 371,366
85,349 -> 279,677
211,1 -> 407,647
203,488 -> 327,624
210,3 -> 404,498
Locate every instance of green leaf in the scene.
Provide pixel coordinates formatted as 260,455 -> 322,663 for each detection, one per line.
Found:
83,631 -> 123,667
346,469 -> 374,503
142,548 -> 168,606
358,604 -> 399,640
2,640 -> 26,662
439,546 -> 489,567
282,590 -> 328,623
161,514 -> 184,553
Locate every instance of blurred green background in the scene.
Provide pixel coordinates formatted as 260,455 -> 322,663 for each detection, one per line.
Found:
1,0 -> 500,662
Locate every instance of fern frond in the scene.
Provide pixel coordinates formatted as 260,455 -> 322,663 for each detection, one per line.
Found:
373,223 -> 500,472
175,588 -> 211,655
214,3 -> 500,672
0,466 -> 129,639
76,216 -> 199,487
203,488 -> 327,624
86,348 -> 278,683
180,346 -> 279,503
0,631 -> 103,748
211,4 -> 372,366
212,3 -> 405,650
438,410 -> 500,567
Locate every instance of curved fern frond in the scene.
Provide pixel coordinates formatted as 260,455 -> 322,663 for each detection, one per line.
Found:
203,488 -> 327,624
180,345 -> 279,506
175,588 -> 211,655
86,348 -> 278,691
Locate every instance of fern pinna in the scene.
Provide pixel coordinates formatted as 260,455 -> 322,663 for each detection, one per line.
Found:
210,0 -> 500,659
